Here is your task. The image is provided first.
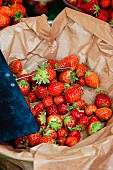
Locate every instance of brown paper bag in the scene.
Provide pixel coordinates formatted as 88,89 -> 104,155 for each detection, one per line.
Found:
0,7 -> 113,170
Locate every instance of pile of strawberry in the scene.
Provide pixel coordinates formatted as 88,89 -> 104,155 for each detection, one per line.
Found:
65,0 -> 113,26
9,55 -> 112,147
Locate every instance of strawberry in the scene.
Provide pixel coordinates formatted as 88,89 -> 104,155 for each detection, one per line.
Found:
27,91 -> 37,103
46,105 -> 59,116
18,80 -> 30,96
35,111 -> 46,126
64,115 -> 77,129
53,95 -> 65,105
77,115 -> 89,129
47,59 -> 57,68
9,59 -> 22,74
57,128 -> 68,138
70,109 -> 84,120
25,97 -> 30,107
73,99 -> 86,110
10,0 -> 23,4
68,129 -> 81,141
45,67 -> 56,82
16,69 -> 29,82
47,114 -> 63,131
30,107 -> 37,117
29,70 -> 38,83
0,6 -> 14,17
75,63 -> 87,77
66,0 -> 78,7
38,1 -> 47,9
34,102 -> 44,114
80,2 -> 100,16
42,96 -> 53,107
14,136 -> 28,148
10,3 -> 26,17
85,71 -> 99,88
87,121 -> 104,135
27,132 -> 42,147
111,0 -> 113,8
85,104 -> 97,116
57,103 -> 68,115
97,9 -> 109,22
39,136 -> 54,144
0,0 -> 2,6
35,85 -> 47,99
95,107 -> 112,121
65,136 -> 79,147
89,115 -> 99,124
55,54 -> 79,70
43,128 -> 57,140
76,0 -> 84,8
47,82 -> 65,96
95,93 -> 112,108
78,77 -> 85,86
34,3 -> 48,15
65,84 -> 83,104
57,136 -> 66,146
100,0 -> 110,9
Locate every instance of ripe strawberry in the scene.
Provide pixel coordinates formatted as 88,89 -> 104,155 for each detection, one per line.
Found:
80,2 -> 100,15
45,67 -> 56,82
78,77 -> 86,86
97,9 -> 109,22
87,121 -> 104,135
68,130 -> 81,141
47,59 -> 57,68
0,6 -> 14,17
64,115 -> 77,129
35,86 -> 47,98
76,63 -> 87,77
100,0 -> 110,9
95,107 -> 112,121
89,115 -> 99,124
57,136 -> 66,146
29,70 -> 38,83
42,96 -> 53,107
16,69 -> 29,82
57,128 -> 68,138
55,54 -> 79,70
70,109 -> 84,120
65,84 -> 83,104
27,132 -> 42,147
73,99 -> 86,110
43,128 -> 57,140
54,95 -> 65,105
35,111 -> 46,126
0,0 -> 2,6
111,0 -> 113,8
57,103 -> 68,115
14,136 -> 28,148
65,136 -> 79,147
85,71 -> 99,88
34,3 -> 48,15
95,93 -> 112,108
9,59 -> 22,74
66,0 -> 78,7
25,97 -> 30,107
58,70 -> 75,84
76,0 -> 84,8
18,80 -> 30,96
46,105 -> 59,116
77,115 -> 89,129
10,3 -> 26,17
85,104 -> 97,116
39,136 -> 54,144
47,82 -> 65,96
10,0 -> 23,4
27,91 -> 37,103
47,114 -> 63,131
34,102 -> 44,114
30,107 -> 37,117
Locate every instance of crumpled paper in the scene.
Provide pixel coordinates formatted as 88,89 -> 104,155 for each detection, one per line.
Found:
0,7 -> 113,170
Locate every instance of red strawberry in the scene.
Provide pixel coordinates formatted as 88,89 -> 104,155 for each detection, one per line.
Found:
68,130 -> 81,141
77,115 -> 89,129
0,0 -> 2,6
54,95 -> 65,105
34,3 -> 48,15
0,6 -> 14,17
35,111 -> 46,126
95,93 -> 112,108
65,136 -> 79,147
65,84 -> 83,104
16,69 -> 29,82
46,105 -> 59,116
64,115 -> 77,129
9,59 -> 22,74
55,54 -> 79,70
57,136 -> 66,146
18,80 -> 30,96
14,136 -> 28,148
42,96 -> 53,107
66,0 -> 78,7
45,67 -> 56,82
47,114 -> 63,131
89,115 -> 99,124
70,109 -> 84,120
95,107 -> 112,121
47,59 -> 57,68
10,3 -> 26,17
25,97 -> 30,107
111,0 -> 113,8
87,121 -> 104,135
76,0 -> 84,8
57,103 -> 68,115
97,9 -> 109,22
76,63 -> 87,77
35,86 -> 47,98
27,91 -> 37,103
43,128 -> 57,140
10,0 -> 23,4
100,0 -> 110,9
57,128 -> 68,138
34,102 -> 44,114
58,70 -> 76,84
39,136 -> 54,144
29,70 -> 38,83
47,82 -> 65,96
73,99 -> 86,110
85,71 -> 99,88
85,104 -> 97,116
78,77 -> 86,86
30,107 -> 37,117
80,2 -> 100,15
27,132 -> 42,147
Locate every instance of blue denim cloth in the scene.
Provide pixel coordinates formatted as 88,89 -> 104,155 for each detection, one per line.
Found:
0,51 -> 39,143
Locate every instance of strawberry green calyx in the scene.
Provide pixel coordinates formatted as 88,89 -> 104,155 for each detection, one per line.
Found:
84,0 -> 91,3
18,80 -> 29,86
93,4 -> 100,15
33,64 -> 50,85
64,116 -> 71,125
96,88 -> 107,95
88,121 -> 104,135
47,120 -> 62,131
39,112 -> 46,125
14,11 -> 22,22
43,129 -> 54,137
72,124 -> 85,131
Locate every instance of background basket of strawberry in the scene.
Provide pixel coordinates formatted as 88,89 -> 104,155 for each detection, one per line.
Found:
63,0 -> 113,27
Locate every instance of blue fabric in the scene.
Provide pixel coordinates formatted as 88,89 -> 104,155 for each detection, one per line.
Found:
0,51 -> 39,143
